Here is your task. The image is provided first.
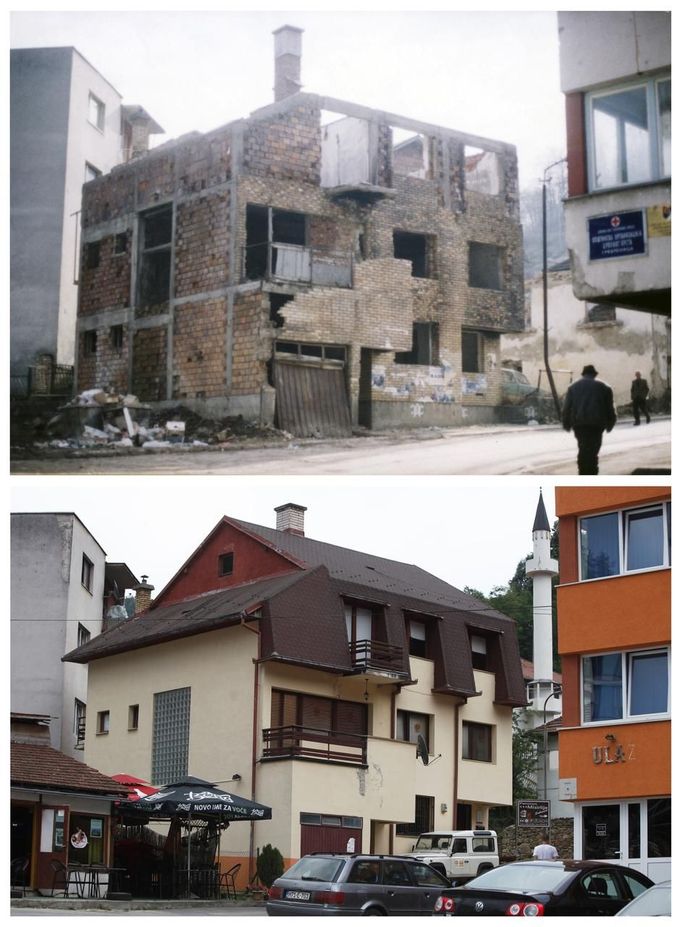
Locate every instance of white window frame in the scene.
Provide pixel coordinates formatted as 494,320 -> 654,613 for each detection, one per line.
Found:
585,73 -> 671,192
581,647 -> 670,726
88,92 -> 105,131
578,502 -> 671,582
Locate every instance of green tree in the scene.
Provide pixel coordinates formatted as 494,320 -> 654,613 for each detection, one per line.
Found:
257,844 -> 284,888
489,711 -> 541,831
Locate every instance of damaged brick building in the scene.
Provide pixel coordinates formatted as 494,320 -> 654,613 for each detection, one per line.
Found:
76,26 -> 524,435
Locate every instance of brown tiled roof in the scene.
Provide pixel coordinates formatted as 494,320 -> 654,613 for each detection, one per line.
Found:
11,742 -> 128,796
521,658 -> 562,685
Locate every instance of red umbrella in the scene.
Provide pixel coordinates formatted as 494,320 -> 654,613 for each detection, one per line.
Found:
111,773 -> 157,802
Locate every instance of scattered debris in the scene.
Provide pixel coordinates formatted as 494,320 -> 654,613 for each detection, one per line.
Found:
11,388 -> 292,455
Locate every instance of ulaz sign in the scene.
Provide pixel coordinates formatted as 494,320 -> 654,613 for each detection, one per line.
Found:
592,734 -> 635,766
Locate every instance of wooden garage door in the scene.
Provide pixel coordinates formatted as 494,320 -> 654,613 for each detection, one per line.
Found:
274,358 -> 352,438
300,814 -> 363,856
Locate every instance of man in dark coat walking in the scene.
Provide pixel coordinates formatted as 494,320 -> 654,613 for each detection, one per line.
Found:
562,365 -> 617,475
631,371 -> 651,425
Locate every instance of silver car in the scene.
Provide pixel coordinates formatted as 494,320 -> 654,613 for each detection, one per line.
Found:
615,880 -> 671,916
266,853 -> 453,916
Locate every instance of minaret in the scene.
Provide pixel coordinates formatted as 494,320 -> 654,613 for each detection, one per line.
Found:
525,490 -> 559,712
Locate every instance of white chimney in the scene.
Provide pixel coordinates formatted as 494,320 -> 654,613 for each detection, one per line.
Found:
273,25 -> 304,102
275,503 -> 307,536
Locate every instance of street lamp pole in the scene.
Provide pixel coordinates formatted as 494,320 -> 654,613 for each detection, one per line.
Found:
543,684 -> 563,803
542,158 -> 567,420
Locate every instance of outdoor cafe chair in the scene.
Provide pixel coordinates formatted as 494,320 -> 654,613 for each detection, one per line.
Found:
219,863 -> 241,900
11,857 -> 29,896
49,859 -> 82,897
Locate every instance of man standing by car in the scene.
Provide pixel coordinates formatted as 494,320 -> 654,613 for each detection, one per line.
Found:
562,365 -> 617,475
630,371 -> 651,425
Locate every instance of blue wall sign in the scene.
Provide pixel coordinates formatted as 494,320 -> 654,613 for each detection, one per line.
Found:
588,210 -> 646,261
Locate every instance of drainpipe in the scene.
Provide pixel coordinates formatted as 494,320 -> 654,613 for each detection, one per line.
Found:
241,617 -> 261,885
452,702 -> 460,829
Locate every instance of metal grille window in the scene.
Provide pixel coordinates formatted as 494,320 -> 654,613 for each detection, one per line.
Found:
152,687 -> 191,784
396,795 -> 434,836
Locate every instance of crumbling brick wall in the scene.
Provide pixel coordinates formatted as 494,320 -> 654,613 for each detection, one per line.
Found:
173,298 -> 226,399
79,233 -> 131,315
175,193 -> 230,298
131,327 -> 167,400
232,289 -> 271,396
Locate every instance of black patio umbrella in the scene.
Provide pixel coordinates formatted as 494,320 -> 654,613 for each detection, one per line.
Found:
117,777 -> 272,896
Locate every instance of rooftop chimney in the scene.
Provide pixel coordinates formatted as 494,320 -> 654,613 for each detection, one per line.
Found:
273,25 -> 303,102
134,575 -> 155,614
275,503 -> 307,536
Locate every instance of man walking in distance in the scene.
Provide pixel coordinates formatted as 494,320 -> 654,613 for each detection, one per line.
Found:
533,834 -> 559,861
631,370 -> 651,425
562,365 -> 617,475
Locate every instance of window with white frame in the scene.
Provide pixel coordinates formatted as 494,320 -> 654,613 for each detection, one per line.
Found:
582,648 -> 669,723
587,74 -> 671,190
579,502 -> 671,580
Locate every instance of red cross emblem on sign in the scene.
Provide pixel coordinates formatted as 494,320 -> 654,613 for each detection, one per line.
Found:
610,215 -> 621,228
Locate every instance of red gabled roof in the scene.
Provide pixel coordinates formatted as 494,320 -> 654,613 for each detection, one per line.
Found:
521,658 -> 562,685
11,742 -> 128,796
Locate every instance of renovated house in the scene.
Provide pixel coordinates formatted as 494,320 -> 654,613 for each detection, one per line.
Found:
75,26 -> 524,435
555,486 -> 670,882
64,502 -> 526,883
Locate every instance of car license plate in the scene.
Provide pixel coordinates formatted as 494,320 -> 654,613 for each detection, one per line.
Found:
284,890 -> 311,901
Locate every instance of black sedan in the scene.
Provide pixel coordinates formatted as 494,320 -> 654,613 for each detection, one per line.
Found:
433,860 -> 654,916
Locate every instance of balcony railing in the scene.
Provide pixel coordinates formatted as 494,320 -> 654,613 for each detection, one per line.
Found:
75,717 -> 86,749
350,638 -> 404,673
261,725 -> 367,765
243,242 -> 353,288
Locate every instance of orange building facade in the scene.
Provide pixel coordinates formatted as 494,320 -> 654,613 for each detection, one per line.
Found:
555,487 -> 671,883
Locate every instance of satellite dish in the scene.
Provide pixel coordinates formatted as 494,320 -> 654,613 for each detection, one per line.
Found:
416,734 -> 429,766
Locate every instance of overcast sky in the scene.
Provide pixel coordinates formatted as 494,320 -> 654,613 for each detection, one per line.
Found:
9,5 -> 567,189
10,477 -> 561,600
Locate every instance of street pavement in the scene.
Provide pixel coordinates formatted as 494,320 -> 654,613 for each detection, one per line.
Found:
10,417 -> 671,476
12,904 -> 266,916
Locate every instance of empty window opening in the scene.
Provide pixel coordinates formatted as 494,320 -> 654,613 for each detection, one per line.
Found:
392,128 -> 431,179
275,341 -> 347,362
396,322 -> 439,366
270,293 -> 294,328
462,330 -> 484,374
469,242 -> 503,290
114,232 -> 128,255
465,146 -> 501,195
88,93 -> 105,131
246,205 -> 307,281
83,331 -> 97,357
219,552 -> 234,576
96,710 -> 110,735
110,325 -> 124,350
320,111 -> 372,187
585,303 -> 617,324
138,205 -> 172,309
393,231 -> 434,278
85,241 -> 100,270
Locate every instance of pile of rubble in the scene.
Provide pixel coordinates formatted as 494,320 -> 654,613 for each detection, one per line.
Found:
22,389 -> 289,452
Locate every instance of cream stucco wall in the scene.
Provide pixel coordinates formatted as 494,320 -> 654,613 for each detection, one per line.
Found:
458,670 -> 513,815
84,623 -> 259,857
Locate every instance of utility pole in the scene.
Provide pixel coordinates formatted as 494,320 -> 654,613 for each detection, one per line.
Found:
542,158 -> 567,419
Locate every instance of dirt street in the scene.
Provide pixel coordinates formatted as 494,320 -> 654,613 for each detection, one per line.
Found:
10,419 -> 671,476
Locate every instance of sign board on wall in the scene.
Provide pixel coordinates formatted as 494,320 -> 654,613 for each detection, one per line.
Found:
517,800 -> 550,827
588,210 -> 646,261
647,204 -> 671,237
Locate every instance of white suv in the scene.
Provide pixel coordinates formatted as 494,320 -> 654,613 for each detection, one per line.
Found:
406,830 -> 499,884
